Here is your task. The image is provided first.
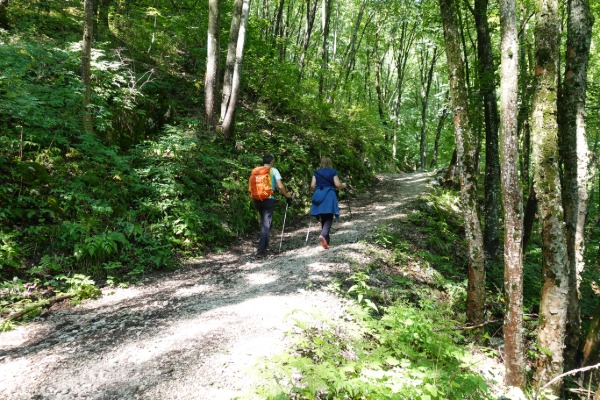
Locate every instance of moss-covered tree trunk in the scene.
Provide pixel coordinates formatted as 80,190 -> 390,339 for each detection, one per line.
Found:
531,0 -> 568,393
498,0 -> 525,387
558,0 -> 594,368
82,0 -> 94,135
205,0 -> 220,128
439,0 -> 486,325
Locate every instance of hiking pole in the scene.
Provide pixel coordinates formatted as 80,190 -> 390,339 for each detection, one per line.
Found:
346,195 -> 352,219
305,216 -> 312,245
278,202 -> 289,252
345,187 -> 352,219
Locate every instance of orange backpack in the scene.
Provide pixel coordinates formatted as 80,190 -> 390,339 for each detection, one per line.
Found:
248,166 -> 274,200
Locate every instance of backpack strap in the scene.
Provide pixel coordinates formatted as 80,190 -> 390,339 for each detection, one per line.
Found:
315,170 -> 335,188
315,170 -> 339,199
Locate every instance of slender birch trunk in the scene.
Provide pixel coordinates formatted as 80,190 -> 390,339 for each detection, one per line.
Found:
205,0 -> 220,128
221,0 -> 250,139
221,0 -> 243,123
499,0 -> 525,387
558,0 -> 593,368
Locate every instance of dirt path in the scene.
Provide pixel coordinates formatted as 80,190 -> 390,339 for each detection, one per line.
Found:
0,172 -> 434,400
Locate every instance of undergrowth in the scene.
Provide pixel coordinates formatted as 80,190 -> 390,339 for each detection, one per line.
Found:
255,188 -> 495,399
255,186 -> 600,399
257,303 -> 490,399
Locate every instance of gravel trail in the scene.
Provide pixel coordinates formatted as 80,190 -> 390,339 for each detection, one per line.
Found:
0,172 -> 434,400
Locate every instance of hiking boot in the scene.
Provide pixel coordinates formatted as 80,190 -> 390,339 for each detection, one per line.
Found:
256,253 -> 266,259
319,236 -> 329,249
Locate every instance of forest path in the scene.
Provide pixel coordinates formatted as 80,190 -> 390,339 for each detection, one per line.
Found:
0,172 -> 434,400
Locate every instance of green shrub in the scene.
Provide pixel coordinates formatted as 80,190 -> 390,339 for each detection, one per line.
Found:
257,302 -> 489,399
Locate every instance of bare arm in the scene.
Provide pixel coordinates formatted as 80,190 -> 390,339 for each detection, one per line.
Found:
276,180 -> 292,198
310,175 -> 317,193
333,175 -> 346,189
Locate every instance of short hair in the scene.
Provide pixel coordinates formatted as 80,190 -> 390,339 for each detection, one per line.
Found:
263,154 -> 275,164
320,156 -> 333,168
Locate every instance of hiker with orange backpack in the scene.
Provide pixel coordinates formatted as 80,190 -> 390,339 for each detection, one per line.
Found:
309,156 -> 347,249
249,154 -> 293,259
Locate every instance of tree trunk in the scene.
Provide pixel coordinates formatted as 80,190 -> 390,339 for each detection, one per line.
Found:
297,0 -> 318,81
0,0 -> 9,29
499,0 -> 525,387
583,300 -> 600,375
531,0 -> 569,393
439,0 -> 486,326
443,148 -> 459,187
430,90 -> 449,169
374,30 -> 386,123
273,0 -> 285,48
558,0 -> 594,368
291,1 -> 305,64
91,0 -> 99,40
391,21 -> 417,162
205,0 -> 220,129
98,0 -> 110,33
474,0 -> 501,274
522,185 -> 538,251
518,32 -> 534,190
419,46 -> 438,170
331,0 -> 367,98
221,0 -> 243,123
220,0 -> 250,139
279,0 -> 294,61
82,0 -> 95,135
259,0 -> 269,40
318,0 -> 332,98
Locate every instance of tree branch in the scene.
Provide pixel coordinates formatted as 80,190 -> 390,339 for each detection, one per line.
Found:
1,293 -> 75,323
535,362 -> 600,399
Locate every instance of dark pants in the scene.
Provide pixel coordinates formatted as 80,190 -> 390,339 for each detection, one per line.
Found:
319,213 -> 334,244
254,198 -> 275,255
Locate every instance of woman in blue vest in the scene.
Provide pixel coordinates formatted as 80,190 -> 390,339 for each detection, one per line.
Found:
310,156 -> 347,249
